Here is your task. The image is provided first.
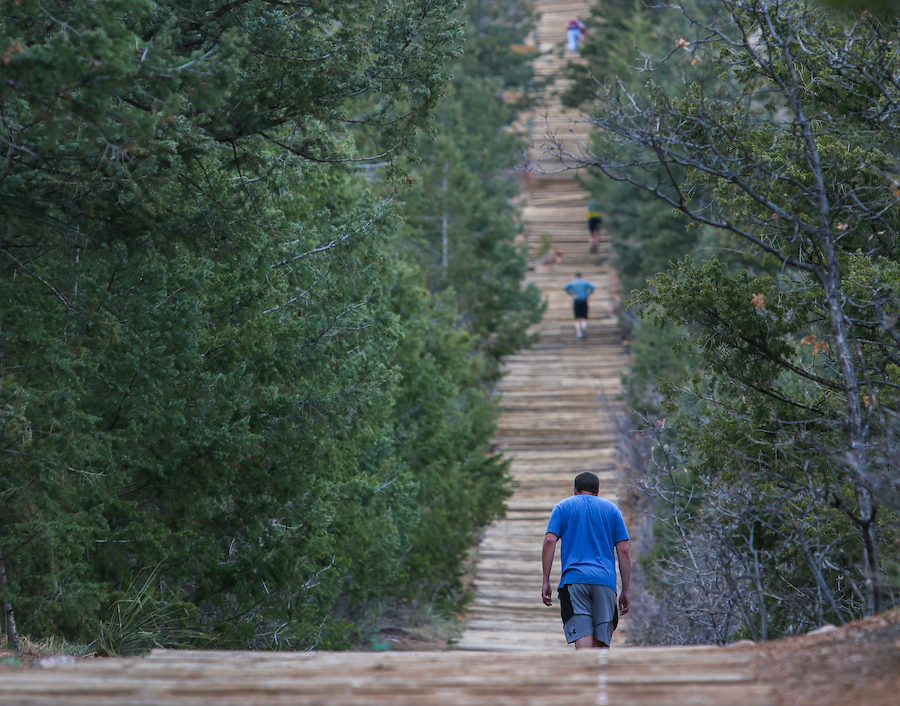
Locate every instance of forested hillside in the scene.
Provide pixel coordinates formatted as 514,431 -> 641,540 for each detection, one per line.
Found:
564,0 -> 900,643
0,0 -> 541,652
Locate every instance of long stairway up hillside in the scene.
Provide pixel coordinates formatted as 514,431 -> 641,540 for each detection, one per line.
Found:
457,0 -> 629,653
0,3 -> 781,704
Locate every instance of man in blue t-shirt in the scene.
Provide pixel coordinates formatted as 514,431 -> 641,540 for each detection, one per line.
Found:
541,471 -> 631,649
563,273 -> 595,339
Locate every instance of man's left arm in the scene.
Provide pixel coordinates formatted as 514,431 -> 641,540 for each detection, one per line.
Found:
542,532 -> 558,606
615,539 -> 631,615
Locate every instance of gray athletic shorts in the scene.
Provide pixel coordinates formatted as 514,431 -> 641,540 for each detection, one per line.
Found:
559,583 -> 618,645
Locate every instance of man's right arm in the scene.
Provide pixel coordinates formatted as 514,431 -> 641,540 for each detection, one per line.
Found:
541,532 -> 558,606
615,539 -> 631,615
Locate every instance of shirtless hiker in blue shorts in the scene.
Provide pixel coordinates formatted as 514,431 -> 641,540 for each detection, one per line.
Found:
541,471 -> 631,649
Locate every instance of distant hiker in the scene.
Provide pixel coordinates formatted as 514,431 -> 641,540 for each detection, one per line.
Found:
566,18 -> 587,53
542,472 -> 631,650
564,272 -> 595,339
586,202 -> 602,253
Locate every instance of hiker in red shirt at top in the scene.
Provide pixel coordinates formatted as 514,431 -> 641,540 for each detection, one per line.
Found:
542,472 -> 631,650
566,18 -> 587,53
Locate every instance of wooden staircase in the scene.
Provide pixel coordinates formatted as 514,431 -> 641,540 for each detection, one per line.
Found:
457,0 -> 629,653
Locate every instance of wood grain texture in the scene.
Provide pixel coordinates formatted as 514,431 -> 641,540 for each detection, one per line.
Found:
0,648 -> 774,705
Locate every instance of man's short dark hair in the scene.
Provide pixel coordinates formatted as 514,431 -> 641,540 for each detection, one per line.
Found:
575,272 -> 582,278
574,471 -> 600,495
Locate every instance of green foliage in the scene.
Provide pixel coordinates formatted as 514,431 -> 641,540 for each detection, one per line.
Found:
379,0 -> 540,600
0,0 -> 538,649
536,232 -> 554,257
815,0 -> 899,20
400,0 -> 544,374
584,0 -> 900,640
561,0 -> 702,108
383,262 -> 512,603
455,0 -> 537,88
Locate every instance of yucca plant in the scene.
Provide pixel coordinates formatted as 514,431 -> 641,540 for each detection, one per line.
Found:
95,566 -> 204,657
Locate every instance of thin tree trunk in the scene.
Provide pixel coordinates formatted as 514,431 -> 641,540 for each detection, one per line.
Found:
821,267 -> 879,615
441,162 -> 449,280
778,17 -> 881,614
856,487 -> 880,614
0,560 -> 20,650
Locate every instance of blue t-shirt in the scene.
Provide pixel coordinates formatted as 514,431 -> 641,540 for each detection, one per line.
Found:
546,494 -> 629,591
564,279 -> 595,300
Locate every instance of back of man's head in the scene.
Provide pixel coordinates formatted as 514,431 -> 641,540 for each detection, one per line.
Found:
574,471 -> 600,495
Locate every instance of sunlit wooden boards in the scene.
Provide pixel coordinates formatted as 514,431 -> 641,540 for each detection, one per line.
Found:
0,648 -> 774,706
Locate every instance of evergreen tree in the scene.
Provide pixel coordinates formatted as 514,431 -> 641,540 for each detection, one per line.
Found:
580,0 -> 900,637
0,0 -> 537,650
402,0 -> 544,376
